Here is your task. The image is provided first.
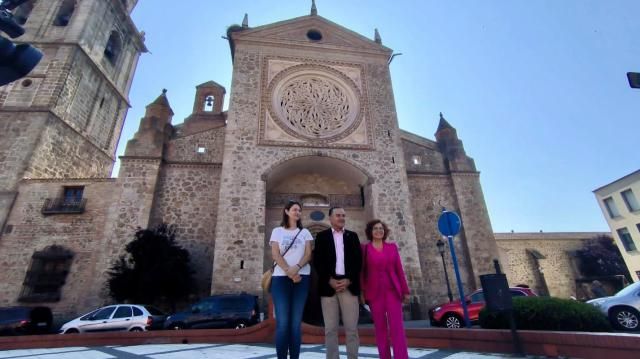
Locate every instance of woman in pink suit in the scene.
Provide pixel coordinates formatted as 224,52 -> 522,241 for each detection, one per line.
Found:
361,219 -> 410,359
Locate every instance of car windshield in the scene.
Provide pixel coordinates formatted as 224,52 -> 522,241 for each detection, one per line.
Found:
615,282 -> 640,297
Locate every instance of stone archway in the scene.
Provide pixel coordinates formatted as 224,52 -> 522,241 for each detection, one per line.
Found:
262,155 -> 372,324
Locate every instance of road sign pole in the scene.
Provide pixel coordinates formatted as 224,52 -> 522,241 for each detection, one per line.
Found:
447,234 -> 471,328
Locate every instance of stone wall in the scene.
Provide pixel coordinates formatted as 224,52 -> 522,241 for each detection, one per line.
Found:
25,115 -> 114,180
495,232 -> 607,299
149,164 -> 222,297
165,127 -> 226,164
0,179 -> 116,318
407,175 -> 477,307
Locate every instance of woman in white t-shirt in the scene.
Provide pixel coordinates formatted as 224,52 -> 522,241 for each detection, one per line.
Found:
270,200 -> 313,359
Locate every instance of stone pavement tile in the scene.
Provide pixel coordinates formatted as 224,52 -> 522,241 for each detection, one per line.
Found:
0,348 -> 112,359
445,352 -> 511,359
149,344 -> 274,359
113,343 -> 219,356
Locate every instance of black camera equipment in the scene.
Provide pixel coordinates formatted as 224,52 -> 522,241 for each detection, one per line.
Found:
0,0 -> 42,86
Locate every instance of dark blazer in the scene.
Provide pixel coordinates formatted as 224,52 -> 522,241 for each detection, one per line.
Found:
313,228 -> 363,297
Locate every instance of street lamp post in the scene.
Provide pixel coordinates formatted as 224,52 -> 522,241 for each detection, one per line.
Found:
436,239 -> 453,302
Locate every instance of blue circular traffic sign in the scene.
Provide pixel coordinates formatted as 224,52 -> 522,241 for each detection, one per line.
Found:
438,211 -> 461,237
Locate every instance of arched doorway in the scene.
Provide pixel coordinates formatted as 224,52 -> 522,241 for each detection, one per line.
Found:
263,155 -> 372,324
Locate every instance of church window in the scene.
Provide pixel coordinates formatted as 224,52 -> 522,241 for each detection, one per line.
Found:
13,0 -> 35,25
411,155 -> 421,165
203,96 -> 214,112
18,245 -> 74,303
197,146 -> 206,154
53,0 -> 75,27
306,29 -> 322,41
104,31 -> 122,64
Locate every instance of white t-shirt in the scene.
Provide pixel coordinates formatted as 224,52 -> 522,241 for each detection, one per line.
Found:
270,227 -> 313,276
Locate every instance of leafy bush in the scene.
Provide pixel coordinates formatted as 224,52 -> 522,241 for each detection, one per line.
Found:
479,297 -> 610,332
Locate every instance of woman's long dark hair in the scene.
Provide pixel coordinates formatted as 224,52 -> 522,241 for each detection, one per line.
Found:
280,200 -> 303,229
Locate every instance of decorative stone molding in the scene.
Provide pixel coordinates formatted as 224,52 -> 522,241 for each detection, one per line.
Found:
259,56 -> 373,149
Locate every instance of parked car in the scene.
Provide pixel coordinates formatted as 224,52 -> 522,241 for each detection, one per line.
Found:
0,306 -> 53,335
59,304 -> 166,334
587,281 -> 640,331
429,287 -> 538,328
165,294 -> 260,330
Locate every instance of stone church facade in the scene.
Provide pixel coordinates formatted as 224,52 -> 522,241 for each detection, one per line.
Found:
0,1 -> 500,319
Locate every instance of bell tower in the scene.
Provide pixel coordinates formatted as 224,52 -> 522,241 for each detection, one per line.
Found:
0,0 -> 146,229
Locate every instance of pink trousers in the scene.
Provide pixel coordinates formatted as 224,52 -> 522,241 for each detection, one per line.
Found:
369,290 -> 409,359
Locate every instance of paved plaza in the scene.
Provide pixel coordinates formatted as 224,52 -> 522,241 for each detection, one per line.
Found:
0,344 -> 514,359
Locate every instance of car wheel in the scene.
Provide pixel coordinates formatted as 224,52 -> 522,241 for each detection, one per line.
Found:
64,328 -> 79,334
170,323 -> 186,330
234,320 -> 248,329
130,327 -> 144,332
443,313 -> 462,329
610,307 -> 640,331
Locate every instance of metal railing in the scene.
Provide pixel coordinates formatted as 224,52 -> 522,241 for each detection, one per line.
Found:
41,198 -> 86,214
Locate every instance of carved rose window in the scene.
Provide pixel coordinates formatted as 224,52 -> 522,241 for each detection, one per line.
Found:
278,77 -> 350,137
268,64 -> 362,142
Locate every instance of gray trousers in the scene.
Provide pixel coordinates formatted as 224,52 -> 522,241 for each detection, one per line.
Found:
321,290 -> 360,359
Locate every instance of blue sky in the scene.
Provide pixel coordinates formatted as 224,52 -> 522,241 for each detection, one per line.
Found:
118,0 -> 639,233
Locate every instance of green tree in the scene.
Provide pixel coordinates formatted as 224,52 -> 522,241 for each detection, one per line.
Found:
107,224 -> 195,310
576,235 -> 631,281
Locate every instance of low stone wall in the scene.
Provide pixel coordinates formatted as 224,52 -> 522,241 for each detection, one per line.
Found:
1,321 -> 638,359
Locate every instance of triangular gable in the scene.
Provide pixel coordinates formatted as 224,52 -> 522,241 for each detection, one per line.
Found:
233,15 -> 392,53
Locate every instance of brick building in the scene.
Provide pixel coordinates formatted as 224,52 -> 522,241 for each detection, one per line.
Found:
0,2 -> 501,319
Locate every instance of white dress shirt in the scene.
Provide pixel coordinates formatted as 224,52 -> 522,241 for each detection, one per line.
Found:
332,227 -> 345,275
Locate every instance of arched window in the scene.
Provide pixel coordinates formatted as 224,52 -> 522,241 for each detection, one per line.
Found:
13,0 -> 36,25
104,31 -> 122,64
53,0 -> 75,27
203,95 -> 214,112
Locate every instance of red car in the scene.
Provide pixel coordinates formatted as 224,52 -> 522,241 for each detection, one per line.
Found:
429,287 -> 537,328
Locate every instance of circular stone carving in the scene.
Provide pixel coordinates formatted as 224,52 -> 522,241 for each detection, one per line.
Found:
267,64 -> 362,142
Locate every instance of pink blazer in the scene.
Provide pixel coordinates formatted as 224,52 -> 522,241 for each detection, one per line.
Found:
361,242 -> 410,302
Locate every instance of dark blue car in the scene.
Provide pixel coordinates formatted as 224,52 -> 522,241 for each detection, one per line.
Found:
165,294 -> 260,330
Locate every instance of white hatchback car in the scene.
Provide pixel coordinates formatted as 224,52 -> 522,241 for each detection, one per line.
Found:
60,304 -> 166,334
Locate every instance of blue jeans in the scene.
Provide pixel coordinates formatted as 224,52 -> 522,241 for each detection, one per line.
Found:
271,275 -> 310,359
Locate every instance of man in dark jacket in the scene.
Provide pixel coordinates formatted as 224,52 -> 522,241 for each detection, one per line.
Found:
313,206 -> 362,359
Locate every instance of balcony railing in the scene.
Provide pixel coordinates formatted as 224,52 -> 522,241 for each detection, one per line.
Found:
266,193 -> 363,208
41,198 -> 86,214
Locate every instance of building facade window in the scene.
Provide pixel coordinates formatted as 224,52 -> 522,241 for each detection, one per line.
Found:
204,96 -> 214,111
617,228 -> 637,252
621,189 -> 640,212
411,155 -> 421,165
104,31 -> 122,64
63,186 -> 83,204
53,0 -> 75,26
13,0 -> 36,25
604,197 -> 621,218
18,245 -> 74,302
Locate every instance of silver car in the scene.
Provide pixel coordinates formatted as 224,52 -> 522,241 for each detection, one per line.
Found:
60,304 -> 166,334
587,281 -> 640,331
